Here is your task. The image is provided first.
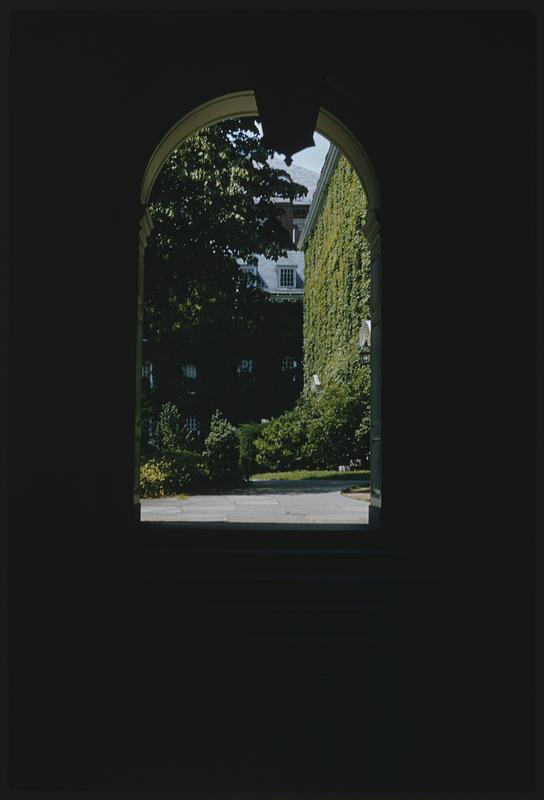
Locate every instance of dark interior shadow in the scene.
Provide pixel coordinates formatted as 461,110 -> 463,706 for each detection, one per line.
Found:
141,520 -> 369,532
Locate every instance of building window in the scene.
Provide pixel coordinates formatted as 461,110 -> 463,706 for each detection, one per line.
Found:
281,355 -> 298,371
142,360 -> 154,390
181,364 -> 197,379
237,358 -> 254,374
237,358 -> 256,386
279,267 -> 295,288
184,416 -> 200,432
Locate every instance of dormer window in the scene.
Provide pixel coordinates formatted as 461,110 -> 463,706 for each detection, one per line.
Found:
181,364 -> 197,379
279,267 -> 295,288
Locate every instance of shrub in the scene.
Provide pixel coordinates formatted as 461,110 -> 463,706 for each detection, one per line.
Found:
164,448 -> 207,488
139,449 -> 206,498
253,367 -> 370,472
203,410 -> 241,486
238,422 -> 263,480
140,457 -> 177,498
253,406 -> 311,472
303,369 -> 370,469
150,401 -> 197,451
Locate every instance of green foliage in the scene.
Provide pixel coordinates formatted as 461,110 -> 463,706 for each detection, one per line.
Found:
302,155 -> 371,389
250,154 -> 373,476
150,401 -> 196,451
151,401 -> 182,450
238,422 -> 263,480
140,458 -> 174,498
302,367 -> 370,469
139,450 -> 205,498
140,387 -> 156,452
254,367 -> 370,472
254,407 -> 310,472
164,449 -> 206,488
144,118 -> 308,343
203,410 -> 241,486
252,469 -> 370,481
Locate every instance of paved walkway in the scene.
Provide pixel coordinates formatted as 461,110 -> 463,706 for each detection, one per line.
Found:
141,478 -> 369,526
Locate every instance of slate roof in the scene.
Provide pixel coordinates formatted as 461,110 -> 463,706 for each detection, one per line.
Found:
235,160 -> 316,296
238,250 -> 305,297
268,158 -> 319,205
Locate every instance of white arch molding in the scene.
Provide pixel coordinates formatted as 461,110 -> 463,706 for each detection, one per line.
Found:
141,91 -> 381,210
135,91 -> 382,528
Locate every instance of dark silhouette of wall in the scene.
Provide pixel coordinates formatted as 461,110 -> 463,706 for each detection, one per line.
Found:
9,10 -> 535,790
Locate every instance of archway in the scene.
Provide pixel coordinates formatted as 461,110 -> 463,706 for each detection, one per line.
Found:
136,91 -> 382,528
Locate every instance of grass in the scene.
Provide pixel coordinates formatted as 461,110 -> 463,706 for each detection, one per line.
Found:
175,493 -> 190,500
250,469 -> 370,481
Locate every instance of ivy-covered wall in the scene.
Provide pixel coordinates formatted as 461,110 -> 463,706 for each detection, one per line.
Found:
302,155 -> 370,388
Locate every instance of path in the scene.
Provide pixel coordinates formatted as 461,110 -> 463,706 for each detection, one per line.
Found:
141,478 -> 369,526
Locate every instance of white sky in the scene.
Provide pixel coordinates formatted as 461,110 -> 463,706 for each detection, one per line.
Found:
288,132 -> 330,174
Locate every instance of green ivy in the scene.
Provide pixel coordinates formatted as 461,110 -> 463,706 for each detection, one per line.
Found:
302,155 -> 370,389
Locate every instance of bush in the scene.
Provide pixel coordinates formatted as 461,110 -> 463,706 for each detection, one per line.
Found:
303,370 -> 370,469
254,406 -> 311,472
238,422 -> 263,480
203,410 -> 241,486
139,449 -> 206,498
140,457 -> 177,498
165,448 -> 207,488
150,401 -> 197,451
254,367 -> 370,472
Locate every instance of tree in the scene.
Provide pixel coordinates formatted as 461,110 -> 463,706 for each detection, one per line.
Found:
144,118 -> 308,343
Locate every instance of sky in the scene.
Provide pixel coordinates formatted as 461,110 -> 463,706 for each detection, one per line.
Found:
255,122 -> 330,175
287,132 -> 330,174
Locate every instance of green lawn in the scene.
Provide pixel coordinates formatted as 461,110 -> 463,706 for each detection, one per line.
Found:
250,469 -> 370,481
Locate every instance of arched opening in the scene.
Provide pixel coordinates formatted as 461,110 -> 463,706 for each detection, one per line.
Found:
136,91 -> 382,529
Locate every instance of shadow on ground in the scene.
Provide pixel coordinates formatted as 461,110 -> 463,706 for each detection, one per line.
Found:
199,478 -> 370,496
140,520 -> 370,532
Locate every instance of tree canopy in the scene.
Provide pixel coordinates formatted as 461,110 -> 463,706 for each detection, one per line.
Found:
144,118 -> 308,342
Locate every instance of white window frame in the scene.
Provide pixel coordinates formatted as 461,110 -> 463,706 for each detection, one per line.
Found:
184,416 -> 200,432
278,266 -> 295,288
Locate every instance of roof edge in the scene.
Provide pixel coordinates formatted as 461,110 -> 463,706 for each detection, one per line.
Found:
297,143 -> 341,250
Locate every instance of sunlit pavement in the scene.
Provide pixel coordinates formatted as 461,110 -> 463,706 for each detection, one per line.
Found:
141,478 -> 369,525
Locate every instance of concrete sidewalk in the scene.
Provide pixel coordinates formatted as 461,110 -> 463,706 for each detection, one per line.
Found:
141,478 -> 369,525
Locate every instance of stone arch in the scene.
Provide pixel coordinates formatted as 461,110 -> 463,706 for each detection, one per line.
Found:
141,91 -> 381,211
136,91 -> 382,528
